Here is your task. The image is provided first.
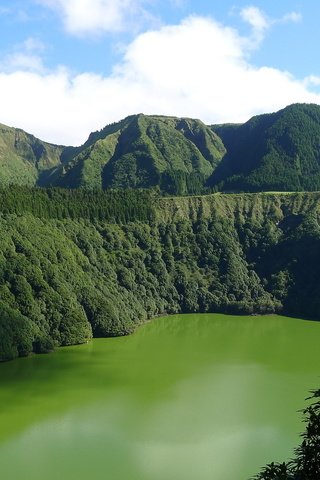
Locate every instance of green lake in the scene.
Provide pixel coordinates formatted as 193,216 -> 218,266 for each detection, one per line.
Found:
1,313 -> 320,480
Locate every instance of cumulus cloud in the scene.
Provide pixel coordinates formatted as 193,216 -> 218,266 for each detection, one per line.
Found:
36,0 -> 151,36
0,14 -> 318,145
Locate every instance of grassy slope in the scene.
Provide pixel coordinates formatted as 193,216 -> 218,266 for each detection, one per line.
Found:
156,191 -> 320,223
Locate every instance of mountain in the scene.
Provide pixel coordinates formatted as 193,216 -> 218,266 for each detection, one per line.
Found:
0,115 -> 225,194
3,104 -> 320,193
0,123 -> 63,186
209,103 -> 320,192
50,114 -> 226,194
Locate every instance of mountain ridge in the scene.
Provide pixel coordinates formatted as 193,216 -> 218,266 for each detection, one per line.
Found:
210,103 -> 320,191
0,122 -> 64,186
2,103 -> 320,193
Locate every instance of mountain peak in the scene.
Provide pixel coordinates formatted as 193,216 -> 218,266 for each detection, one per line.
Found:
210,103 -> 320,192
1,103 -> 320,193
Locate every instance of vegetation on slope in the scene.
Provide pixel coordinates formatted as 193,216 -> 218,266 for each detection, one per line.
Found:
0,187 -> 155,222
210,103 -> 320,192
0,123 -> 63,186
0,115 -> 225,194
51,114 -> 226,193
1,189 -> 320,361
3,104 -> 320,194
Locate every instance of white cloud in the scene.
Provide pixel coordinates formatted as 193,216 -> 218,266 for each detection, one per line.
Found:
0,14 -> 318,146
240,6 -> 270,48
303,75 -> 320,88
1,53 -> 45,73
36,0 -> 151,36
281,12 -> 302,24
240,6 -> 269,33
0,37 -> 47,74
240,6 -> 302,48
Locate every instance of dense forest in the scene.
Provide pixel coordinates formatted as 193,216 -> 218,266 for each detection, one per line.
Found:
210,103 -> 320,192
4,103 -> 320,194
0,115 -> 225,194
2,105 -> 320,477
1,188 -> 320,361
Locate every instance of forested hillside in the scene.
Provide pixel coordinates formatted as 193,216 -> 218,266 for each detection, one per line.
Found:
4,103 -> 320,194
0,115 -> 225,194
51,114 -> 226,193
3,105 -> 320,479
210,103 -> 320,192
0,123 -> 63,186
2,189 -> 320,361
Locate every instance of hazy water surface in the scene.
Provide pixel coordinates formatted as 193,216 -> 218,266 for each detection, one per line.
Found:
1,314 -> 320,480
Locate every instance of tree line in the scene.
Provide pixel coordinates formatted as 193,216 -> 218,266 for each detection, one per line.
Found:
1,190 -> 320,361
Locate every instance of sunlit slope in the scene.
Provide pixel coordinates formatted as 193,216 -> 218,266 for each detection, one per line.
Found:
51,114 -> 226,192
3,104 -> 320,193
0,123 -> 63,186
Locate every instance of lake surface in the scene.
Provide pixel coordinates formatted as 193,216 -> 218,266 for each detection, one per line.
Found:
1,314 -> 320,480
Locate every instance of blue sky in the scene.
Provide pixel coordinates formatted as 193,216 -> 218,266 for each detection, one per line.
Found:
0,0 -> 319,145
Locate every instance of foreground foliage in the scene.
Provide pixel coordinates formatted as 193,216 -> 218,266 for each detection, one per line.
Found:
253,390 -> 320,479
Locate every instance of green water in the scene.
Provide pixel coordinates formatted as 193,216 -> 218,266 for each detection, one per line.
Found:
1,314 -> 320,480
